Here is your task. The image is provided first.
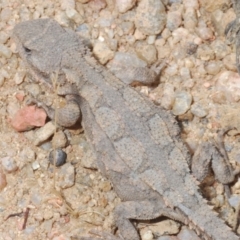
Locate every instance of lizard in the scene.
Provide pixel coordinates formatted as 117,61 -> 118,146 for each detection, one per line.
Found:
12,18 -> 239,240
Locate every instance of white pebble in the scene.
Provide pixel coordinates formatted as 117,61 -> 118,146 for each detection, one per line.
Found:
172,91 -> 192,115
204,61 -> 221,75
116,0 -> 136,13
142,230 -> 153,240
0,31 -> 9,44
1,157 -> 18,173
32,160 -> 40,170
161,83 -> 175,110
34,122 -> 56,146
14,71 -> 26,85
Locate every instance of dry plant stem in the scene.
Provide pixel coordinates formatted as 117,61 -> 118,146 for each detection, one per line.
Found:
51,71 -> 60,189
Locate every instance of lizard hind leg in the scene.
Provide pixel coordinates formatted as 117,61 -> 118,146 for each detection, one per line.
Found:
191,139 -> 235,185
113,199 -> 187,240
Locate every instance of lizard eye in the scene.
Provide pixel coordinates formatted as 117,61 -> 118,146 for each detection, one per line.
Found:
23,46 -> 31,54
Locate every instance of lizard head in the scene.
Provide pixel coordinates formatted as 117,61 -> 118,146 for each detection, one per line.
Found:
12,18 -> 80,84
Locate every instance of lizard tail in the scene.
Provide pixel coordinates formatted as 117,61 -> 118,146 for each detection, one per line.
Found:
178,203 -> 239,240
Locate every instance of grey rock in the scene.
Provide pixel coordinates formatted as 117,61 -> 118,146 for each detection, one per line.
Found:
49,148 -> 67,167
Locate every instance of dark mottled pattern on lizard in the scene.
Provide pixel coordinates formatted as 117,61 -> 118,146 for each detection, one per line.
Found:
13,19 -> 239,240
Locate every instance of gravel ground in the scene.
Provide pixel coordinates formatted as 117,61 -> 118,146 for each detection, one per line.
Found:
0,0 -> 240,239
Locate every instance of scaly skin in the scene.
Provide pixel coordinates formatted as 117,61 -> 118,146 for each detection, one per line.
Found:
13,19 -> 239,240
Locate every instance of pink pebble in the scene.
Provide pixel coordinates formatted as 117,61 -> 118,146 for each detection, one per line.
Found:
11,105 -> 47,132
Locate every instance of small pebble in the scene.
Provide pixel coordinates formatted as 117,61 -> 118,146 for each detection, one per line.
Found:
190,103 -> 207,118
148,219 -> 180,236
93,41 -> 114,64
116,0 -> 136,13
183,0 -> 199,9
61,0 -> 75,10
183,8 -> 197,29
216,71 -> 240,102
211,39 -> 231,60
223,53 -> 237,71
157,236 -> 178,240
214,194 -> 224,207
52,131 -> 68,148
180,67 -> 191,79
135,44 -> 157,64
196,26 -> 213,40
56,162 -> 75,189
204,61 -> 221,75
49,148 -> 67,167
147,35 -> 156,44
228,195 -> 240,209
161,83 -> 175,110
165,64 -> 178,76
172,91 -> 192,115
1,157 -> 18,173
0,7 -> 12,21
14,71 -> 26,85
177,226 -> 201,240
0,31 -> 9,44
142,230 -> 154,240
34,121 -> 56,146
134,29 -> 146,40
65,8 -> 83,24
167,8 -> 182,31
32,160 -> 40,170
0,44 -> 12,58
196,44 -> 215,61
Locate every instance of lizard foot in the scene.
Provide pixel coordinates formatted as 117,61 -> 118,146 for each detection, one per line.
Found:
192,130 -> 235,186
